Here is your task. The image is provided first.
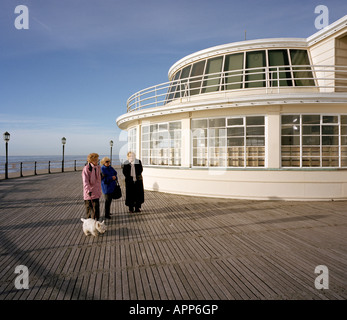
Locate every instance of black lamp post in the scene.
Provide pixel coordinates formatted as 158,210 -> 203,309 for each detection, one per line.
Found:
61,137 -> 66,172
110,140 -> 113,165
3,132 -> 10,179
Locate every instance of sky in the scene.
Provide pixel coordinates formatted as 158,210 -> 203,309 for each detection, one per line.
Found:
0,0 -> 346,158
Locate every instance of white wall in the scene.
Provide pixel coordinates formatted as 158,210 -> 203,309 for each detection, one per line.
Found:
143,166 -> 347,201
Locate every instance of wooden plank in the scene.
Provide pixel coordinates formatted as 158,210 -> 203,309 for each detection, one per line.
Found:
0,171 -> 347,300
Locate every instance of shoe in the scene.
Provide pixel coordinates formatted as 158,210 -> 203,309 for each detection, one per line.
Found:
129,209 -> 134,213
135,208 -> 141,213
105,216 -> 111,219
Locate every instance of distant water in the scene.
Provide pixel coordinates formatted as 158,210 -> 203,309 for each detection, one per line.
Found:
0,155 -> 120,174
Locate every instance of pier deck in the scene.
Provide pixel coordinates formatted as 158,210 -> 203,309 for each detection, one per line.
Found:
0,170 -> 346,300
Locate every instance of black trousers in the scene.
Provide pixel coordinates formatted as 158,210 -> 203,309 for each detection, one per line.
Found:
104,193 -> 113,218
84,199 -> 100,220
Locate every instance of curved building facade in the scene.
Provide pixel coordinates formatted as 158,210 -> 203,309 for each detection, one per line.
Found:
117,16 -> 347,200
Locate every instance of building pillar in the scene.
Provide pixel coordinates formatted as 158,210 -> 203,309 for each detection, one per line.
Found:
136,122 -> 141,159
266,106 -> 281,169
181,115 -> 191,168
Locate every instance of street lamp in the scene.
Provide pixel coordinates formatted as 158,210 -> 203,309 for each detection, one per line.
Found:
61,137 -> 66,172
109,140 -> 113,165
3,132 -> 10,179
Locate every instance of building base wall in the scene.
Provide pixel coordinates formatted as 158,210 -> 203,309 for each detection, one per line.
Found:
142,167 -> 347,201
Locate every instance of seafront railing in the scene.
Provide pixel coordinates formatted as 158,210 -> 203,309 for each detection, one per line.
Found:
0,158 -> 123,179
0,159 -> 86,179
126,65 -> 347,112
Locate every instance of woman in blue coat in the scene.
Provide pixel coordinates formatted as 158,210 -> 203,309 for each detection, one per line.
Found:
101,157 -> 118,219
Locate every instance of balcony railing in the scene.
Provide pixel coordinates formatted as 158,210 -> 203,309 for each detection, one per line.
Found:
126,65 -> 347,112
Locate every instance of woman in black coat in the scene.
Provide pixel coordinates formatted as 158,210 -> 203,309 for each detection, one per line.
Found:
122,152 -> 144,213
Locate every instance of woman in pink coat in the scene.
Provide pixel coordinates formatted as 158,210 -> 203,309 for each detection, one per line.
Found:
82,153 -> 102,220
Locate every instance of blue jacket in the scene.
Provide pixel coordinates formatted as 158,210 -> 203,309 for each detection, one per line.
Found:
101,165 -> 118,194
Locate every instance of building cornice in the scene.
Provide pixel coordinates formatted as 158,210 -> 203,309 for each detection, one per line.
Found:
307,15 -> 347,46
116,93 -> 347,129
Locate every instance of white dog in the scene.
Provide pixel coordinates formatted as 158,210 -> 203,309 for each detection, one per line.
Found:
81,218 -> 107,236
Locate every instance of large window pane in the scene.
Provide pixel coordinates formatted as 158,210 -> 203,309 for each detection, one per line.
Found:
246,127 -> 265,136
246,116 -> 264,126
227,127 -> 244,136
202,57 -> 223,93
179,65 -> 192,98
302,115 -> 320,124
302,126 -> 320,135
209,118 -> 225,128
192,119 -> 207,129
189,61 -> 205,96
128,127 -> 137,154
246,51 -> 266,88
282,136 -> 300,145
224,53 -> 244,90
323,116 -> 338,123
268,49 -> 292,87
282,115 -> 300,125
227,118 -> 244,126
166,70 -> 181,103
290,50 -> 315,86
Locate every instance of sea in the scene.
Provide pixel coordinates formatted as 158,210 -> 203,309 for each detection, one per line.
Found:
0,155 -> 121,174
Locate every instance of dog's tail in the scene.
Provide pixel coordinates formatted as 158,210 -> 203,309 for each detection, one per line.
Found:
81,218 -> 85,222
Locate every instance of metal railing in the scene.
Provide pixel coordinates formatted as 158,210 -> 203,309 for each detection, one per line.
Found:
0,158 -> 124,179
0,159 -> 86,179
126,65 -> 347,112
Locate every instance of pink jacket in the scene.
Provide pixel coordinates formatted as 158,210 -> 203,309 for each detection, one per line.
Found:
82,163 -> 102,200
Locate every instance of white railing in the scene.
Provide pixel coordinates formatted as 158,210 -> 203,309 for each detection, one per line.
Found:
126,65 -> 347,112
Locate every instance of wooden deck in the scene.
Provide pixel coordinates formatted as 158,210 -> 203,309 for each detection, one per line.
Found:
0,169 -> 346,301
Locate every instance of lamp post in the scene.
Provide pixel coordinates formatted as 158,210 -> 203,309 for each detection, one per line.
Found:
110,140 -> 113,165
3,132 -> 10,179
61,137 -> 66,172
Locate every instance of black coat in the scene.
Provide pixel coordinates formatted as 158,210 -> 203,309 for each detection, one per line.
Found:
122,159 -> 144,207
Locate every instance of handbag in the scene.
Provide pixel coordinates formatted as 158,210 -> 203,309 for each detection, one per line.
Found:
112,180 -> 122,199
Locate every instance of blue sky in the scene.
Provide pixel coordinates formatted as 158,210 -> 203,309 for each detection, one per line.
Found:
0,0 -> 346,158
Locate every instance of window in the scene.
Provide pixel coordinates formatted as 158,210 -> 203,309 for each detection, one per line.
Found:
281,114 -> 347,168
281,115 -> 300,167
290,50 -> 315,86
179,65 -> 192,98
227,117 -> 245,167
128,127 -> 137,154
268,50 -> 292,87
166,70 -> 181,103
192,119 -> 208,166
342,115 -> 347,167
209,118 -> 227,167
202,57 -> 223,93
189,61 -> 206,96
224,53 -> 244,90
192,116 -> 265,167
245,51 -> 266,88
166,49 -> 315,103
141,121 -> 181,166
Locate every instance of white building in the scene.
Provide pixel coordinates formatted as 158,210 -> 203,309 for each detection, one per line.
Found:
117,16 -> 347,201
